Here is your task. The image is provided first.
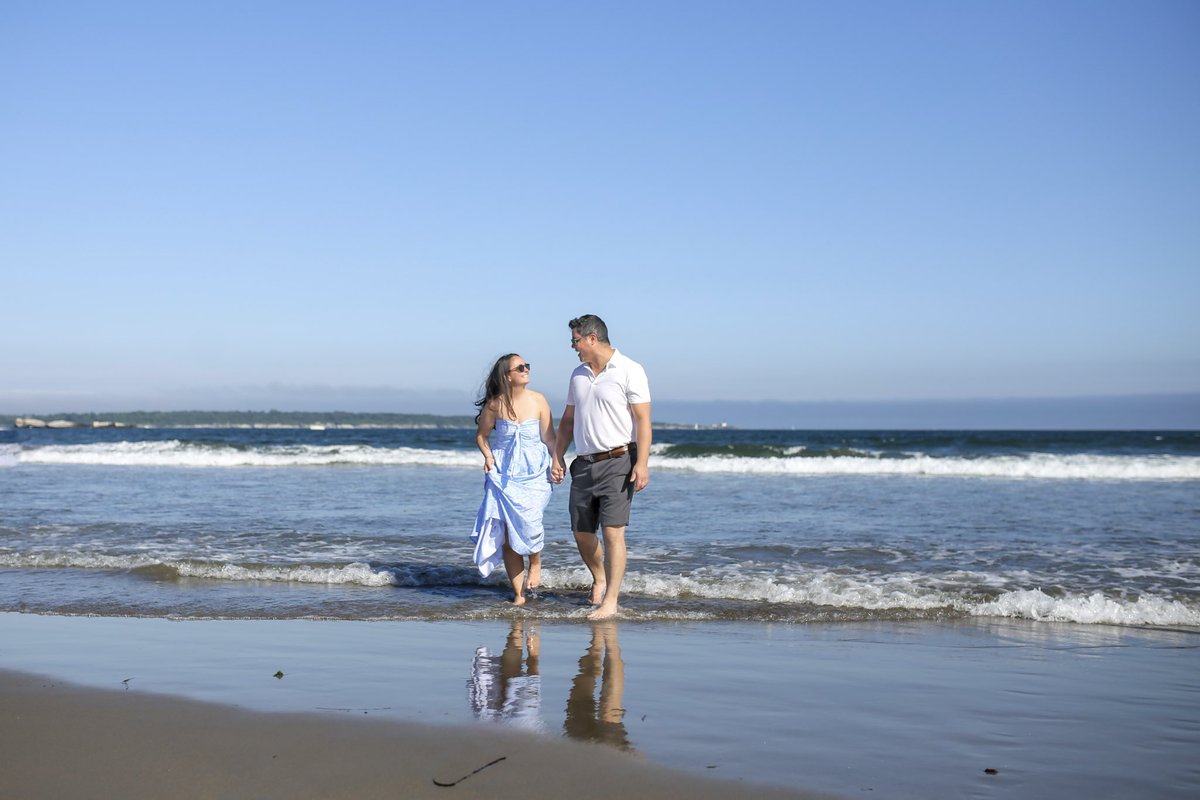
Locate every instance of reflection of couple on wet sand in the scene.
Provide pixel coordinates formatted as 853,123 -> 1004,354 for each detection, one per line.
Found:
564,621 -> 631,751
469,620 -> 631,751
469,619 -> 543,731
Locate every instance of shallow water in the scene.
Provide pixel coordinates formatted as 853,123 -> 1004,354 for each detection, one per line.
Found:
2,427 -> 1198,627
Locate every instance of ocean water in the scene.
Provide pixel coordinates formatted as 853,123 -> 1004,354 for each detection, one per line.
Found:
2,426 -> 1198,629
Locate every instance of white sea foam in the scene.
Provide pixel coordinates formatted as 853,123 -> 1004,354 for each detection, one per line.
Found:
15,441 -> 1200,479
6,552 -> 1198,626
0,552 -> 163,571
173,560 -> 397,586
0,552 -> 398,586
17,441 -> 480,469
653,452 -> 1200,480
971,588 -> 1200,626
544,568 -> 1200,626
623,569 -> 958,609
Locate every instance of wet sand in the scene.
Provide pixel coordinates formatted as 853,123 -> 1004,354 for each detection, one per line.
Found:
1,668 -> 824,799
2,613 -> 1197,798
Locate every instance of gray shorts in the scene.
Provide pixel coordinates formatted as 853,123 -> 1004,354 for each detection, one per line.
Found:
568,450 -> 635,533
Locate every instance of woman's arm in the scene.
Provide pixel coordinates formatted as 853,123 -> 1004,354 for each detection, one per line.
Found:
538,393 -> 557,452
475,402 -> 497,471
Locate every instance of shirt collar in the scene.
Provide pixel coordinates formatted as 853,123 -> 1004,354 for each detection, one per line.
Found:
602,349 -> 624,371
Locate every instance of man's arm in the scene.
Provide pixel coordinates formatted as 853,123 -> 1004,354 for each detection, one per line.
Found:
630,402 -> 651,492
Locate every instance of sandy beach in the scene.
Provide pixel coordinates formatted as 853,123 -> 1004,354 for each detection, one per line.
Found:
2,667 -> 826,800
2,612 -> 1198,799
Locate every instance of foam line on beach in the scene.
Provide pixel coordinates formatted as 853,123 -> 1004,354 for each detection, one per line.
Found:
6,553 -> 1197,626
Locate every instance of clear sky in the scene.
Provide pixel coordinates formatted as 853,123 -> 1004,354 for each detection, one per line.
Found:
3,1 -> 1198,418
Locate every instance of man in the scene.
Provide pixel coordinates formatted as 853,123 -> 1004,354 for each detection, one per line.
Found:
550,314 -> 651,621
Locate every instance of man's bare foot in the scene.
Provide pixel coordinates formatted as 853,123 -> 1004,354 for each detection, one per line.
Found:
586,602 -> 618,621
589,581 -> 607,606
511,594 -> 526,607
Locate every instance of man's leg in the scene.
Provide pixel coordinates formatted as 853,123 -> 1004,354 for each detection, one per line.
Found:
596,622 -> 625,722
574,530 -> 606,605
587,525 -> 626,620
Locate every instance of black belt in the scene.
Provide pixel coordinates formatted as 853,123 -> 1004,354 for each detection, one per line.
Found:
579,444 -> 632,463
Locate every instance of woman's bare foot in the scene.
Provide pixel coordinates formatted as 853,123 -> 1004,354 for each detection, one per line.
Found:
527,557 -> 542,591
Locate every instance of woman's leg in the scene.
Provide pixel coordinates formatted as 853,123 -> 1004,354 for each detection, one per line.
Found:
502,542 -> 528,606
527,551 -> 542,591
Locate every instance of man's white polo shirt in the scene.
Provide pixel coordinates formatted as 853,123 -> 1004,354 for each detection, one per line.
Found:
566,349 -> 651,456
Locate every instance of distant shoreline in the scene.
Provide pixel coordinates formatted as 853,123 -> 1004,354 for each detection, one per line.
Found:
5,393 -> 1197,430
1,411 -> 475,429
0,412 -> 725,431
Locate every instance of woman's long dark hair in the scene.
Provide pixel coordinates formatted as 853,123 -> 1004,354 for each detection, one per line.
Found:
474,353 -> 520,425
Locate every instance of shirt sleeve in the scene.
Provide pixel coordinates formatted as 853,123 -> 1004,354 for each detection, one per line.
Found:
625,361 -> 651,404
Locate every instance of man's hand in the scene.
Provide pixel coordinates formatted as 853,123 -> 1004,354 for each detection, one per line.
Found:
550,459 -> 565,484
630,463 -> 649,492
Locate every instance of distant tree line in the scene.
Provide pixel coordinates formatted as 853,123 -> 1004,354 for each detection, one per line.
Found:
1,410 -> 475,428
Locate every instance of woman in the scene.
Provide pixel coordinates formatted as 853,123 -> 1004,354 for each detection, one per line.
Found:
471,353 -> 556,606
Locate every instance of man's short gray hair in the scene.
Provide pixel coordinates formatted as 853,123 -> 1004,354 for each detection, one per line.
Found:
569,314 -> 609,344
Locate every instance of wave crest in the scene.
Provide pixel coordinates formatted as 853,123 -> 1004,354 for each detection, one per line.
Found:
14,441 -> 1198,480
7,554 -> 1197,627
654,451 -> 1200,480
17,441 -> 478,468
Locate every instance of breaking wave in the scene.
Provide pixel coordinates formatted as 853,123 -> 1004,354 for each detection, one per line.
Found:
14,441 -> 1200,480
5,552 -> 1197,627
17,441 -> 479,468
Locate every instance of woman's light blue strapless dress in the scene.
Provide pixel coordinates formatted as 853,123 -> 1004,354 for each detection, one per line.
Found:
471,418 -> 553,577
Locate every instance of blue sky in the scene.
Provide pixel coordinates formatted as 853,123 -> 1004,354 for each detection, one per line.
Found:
2,1 -> 1198,419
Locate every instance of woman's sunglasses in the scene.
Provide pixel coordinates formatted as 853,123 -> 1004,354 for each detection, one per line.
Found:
508,363 -> 531,373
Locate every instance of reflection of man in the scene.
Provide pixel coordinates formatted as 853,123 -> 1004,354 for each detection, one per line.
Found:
550,314 -> 652,620
468,620 -> 542,731
564,621 -> 631,751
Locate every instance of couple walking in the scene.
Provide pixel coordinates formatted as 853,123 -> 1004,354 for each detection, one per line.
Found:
470,314 -> 651,621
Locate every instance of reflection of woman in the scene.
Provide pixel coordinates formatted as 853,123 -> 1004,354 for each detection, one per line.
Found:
471,353 -> 556,605
564,622 -> 631,751
468,619 -> 542,731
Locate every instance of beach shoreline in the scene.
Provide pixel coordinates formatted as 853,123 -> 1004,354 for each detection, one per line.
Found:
2,612 -> 1197,798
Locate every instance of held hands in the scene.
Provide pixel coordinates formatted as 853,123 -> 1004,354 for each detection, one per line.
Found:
550,459 -> 565,484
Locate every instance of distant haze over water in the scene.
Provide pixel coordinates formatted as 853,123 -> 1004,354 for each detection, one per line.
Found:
3,392 -> 1196,430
